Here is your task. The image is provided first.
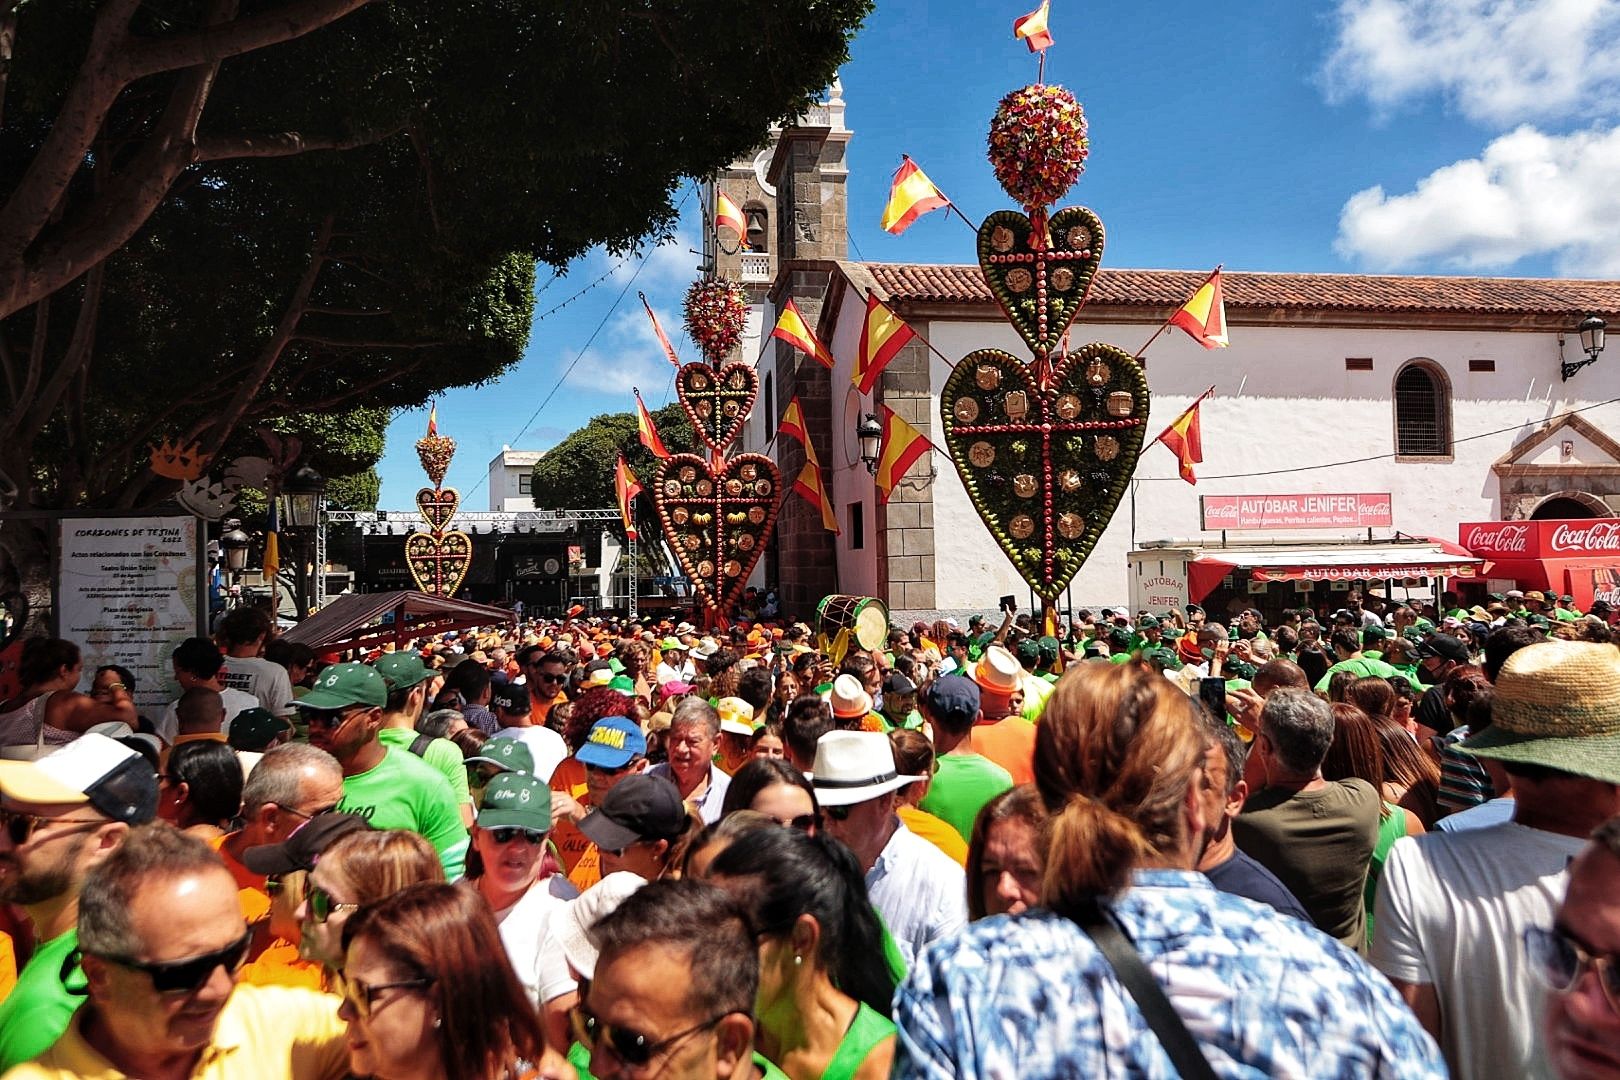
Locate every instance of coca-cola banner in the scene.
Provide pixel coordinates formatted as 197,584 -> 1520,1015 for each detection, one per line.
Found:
1202,493 -> 1394,531
1460,520 -> 1620,560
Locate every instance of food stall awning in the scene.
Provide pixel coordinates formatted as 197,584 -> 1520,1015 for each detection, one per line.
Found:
1459,520 -> 1620,607
282,591 -> 513,653
1187,540 -> 1483,602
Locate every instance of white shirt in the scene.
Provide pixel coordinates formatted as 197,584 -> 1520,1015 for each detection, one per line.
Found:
490,725 -> 569,784
1372,821 -> 1585,1080
655,659 -> 693,686
491,874 -> 577,1009
866,818 -> 967,970
156,687 -> 259,746
647,762 -> 731,824
219,656 -> 294,717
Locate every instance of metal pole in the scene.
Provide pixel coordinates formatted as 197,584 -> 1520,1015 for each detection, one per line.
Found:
313,503 -> 327,612
629,532 -> 639,620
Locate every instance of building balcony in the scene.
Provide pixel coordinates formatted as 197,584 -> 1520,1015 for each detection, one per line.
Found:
740,253 -> 772,283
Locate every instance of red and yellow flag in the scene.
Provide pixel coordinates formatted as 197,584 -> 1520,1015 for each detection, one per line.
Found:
639,293 -> 682,368
854,294 -> 917,394
1013,0 -> 1054,51
716,190 -> 748,244
614,455 -> 642,539
426,403 -> 438,436
880,156 -> 950,235
778,397 -> 815,460
635,391 -> 670,459
1154,387 -> 1214,485
770,299 -> 835,369
1168,269 -> 1229,350
875,406 -> 933,504
794,460 -> 839,534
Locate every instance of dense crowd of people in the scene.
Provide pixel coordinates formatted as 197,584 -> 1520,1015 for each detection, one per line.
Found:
0,586 -> 1615,1078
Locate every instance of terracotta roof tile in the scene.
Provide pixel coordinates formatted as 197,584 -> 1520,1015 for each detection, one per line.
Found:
863,263 -> 1620,317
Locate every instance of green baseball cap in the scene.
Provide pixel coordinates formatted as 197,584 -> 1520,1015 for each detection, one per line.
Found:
1144,646 -> 1182,670
466,738 -> 534,774
228,708 -> 291,752
477,772 -> 552,831
607,675 -> 635,693
298,663 -> 387,710
1363,624 -> 1389,641
373,652 -> 431,690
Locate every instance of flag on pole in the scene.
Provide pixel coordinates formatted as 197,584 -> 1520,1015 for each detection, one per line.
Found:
874,406 -> 933,504
716,190 -> 748,244
854,294 -> 917,394
262,501 -> 280,581
1013,0 -> 1054,51
634,391 -> 670,459
426,403 -> 438,436
1167,269 -> 1230,350
880,156 -> 951,235
614,455 -> 642,539
794,460 -> 839,534
1154,387 -> 1215,485
770,299 -> 836,369
778,397 -> 815,459
639,293 -> 682,368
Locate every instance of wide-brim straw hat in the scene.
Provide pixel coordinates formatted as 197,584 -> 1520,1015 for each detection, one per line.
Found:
809,730 -> 923,807
972,645 -> 1023,696
827,673 -> 873,719
1464,640 -> 1620,784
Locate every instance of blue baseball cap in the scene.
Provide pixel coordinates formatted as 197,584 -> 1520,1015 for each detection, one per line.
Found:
922,675 -> 980,729
575,716 -> 647,769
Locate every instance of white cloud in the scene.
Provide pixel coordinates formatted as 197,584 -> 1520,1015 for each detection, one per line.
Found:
1321,0 -> 1620,125
560,305 -> 689,396
597,229 -> 700,291
1335,123 -> 1620,274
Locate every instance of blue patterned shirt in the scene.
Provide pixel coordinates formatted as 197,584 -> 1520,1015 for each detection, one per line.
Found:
892,869 -> 1447,1080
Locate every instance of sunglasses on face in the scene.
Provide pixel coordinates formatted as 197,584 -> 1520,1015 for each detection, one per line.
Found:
488,826 -> 546,846
304,707 -> 369,731
272,801 -> 338,822
535,671 -> 567,684
823,804 -> 852,822
0,808 -> 104,847
307,883 -> 360,924
102,928 -> 251,994
338,971 -> 435,1023
571,1004 -> 729,1069
1526,926 -> 1620,1016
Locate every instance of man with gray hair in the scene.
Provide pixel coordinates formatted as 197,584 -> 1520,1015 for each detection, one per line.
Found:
647,697 -> 729,824
1231,688 -> 1380,951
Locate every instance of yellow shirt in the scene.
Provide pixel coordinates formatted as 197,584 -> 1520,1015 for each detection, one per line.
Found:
2,984 -> 347,1080
896,806 -> 968,867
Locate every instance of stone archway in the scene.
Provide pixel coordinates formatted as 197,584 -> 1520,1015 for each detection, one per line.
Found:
1529,490 -> 1612,520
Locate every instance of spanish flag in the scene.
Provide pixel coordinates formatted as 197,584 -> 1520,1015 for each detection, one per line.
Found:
716,190 -> 748,244
880,156 -> 950,235
770,299 -> 835,369
853,294 -> 916,394
794,460 -> 839,534
426,403 -> 438,436
262,501 -> 280,581
1013,0 -> 1054,51
614,455 -> 642,539
1168,268 -> 1230,350
634,391 -> 670,459
874,406 -> 933,504
639,292 -> 682,368
778,397 -> 815,461
1154,387 -> 1214,485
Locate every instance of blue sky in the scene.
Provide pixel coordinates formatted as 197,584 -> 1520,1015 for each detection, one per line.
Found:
376,0 -> 1620,508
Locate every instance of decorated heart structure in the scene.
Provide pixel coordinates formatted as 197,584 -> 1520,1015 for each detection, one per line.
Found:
684,278 -> 749,363
406,531 -> 472,597
652,453 -> 782,616
977,207 -> 1103,358
415,487 -> 459,532
941,345 -> 1148,601
677,362 -> 758,454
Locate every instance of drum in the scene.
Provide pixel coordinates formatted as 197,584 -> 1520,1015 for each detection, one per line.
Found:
817,595 -> 890,652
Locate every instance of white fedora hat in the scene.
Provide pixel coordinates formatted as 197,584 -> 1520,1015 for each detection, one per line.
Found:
972,645 -> 1022,696
827,673 -> 873,719
809,730 -> 923,807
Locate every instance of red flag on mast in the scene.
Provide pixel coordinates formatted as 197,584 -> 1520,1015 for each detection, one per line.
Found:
1154,387 -> 1215,484
634,391 -> 670,460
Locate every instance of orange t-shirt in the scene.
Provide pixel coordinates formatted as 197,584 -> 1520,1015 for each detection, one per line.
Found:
238,940 -> 324,990
548,756 -> 601,888
209,833 -> 271,924
529,690 -> 567,726
968,717 -> 1037,785
897,806 -> 968,867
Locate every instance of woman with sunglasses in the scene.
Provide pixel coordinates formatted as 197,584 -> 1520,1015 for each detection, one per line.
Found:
706,828 -> 897,1080
719,758 -> 819,834
465,771 -> 576,1009
298,828 -> 444,972
339,882 -> 570,1080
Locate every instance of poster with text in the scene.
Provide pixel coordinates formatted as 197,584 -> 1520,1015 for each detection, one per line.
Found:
57,516 -> 202,714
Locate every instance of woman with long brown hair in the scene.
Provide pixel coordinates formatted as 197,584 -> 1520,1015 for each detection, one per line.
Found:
888,661 -> 1444,1076
339,882 -> 569,1079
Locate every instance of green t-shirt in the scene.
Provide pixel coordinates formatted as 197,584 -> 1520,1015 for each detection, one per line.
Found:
337,746 -> 469,879
568,1044 -> 788,1080
0,929 -> 84,1070
1555,608 -> 1580,622
919,753 -> 1014,842
378,727 -> 472,809
1314,656 -> 1399,693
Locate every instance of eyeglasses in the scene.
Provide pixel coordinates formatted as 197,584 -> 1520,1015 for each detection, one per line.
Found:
102,928 -> 251,994
766,814 -> 819,832
571,1004 -> 731,1068
823,804 -> 852,822
535,671 -> 567,684
338,971 -> 435,1022
488,826 -> 546,846
307,883 -> 360,924
304,707 -> 369,731
1526,926 -> 1620,1015
272,802 -> 338,821
0,808 -> 105,847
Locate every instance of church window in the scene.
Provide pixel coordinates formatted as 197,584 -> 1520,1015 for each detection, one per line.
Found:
744,203 -> 769,253
1393,360 -> 1452,458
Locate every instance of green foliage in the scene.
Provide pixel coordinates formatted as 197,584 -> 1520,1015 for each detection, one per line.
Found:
530,402 -> 694,518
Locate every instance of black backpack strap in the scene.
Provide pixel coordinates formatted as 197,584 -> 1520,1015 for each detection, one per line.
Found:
1067,899 -> 1220,1080
408,732 -> 433,757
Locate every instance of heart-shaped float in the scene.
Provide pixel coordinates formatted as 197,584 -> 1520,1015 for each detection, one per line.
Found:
652,453 -> 782,615
940,343 -> 1149,601
406,531 -> 472,597
676,362 -> 758,455
977,206 -> 1103,359
415,486 -> 460,532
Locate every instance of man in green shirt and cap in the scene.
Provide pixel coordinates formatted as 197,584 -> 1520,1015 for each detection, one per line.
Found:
373,651 -> 474,828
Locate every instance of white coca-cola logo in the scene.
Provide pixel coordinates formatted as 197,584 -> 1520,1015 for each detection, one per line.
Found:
1464,524 -> 1530,553
1203,502 -> 1239,522
1550,522 -> 1620,554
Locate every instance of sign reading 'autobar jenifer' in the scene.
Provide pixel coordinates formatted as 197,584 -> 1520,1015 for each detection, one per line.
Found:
1201,493 -> 1394,531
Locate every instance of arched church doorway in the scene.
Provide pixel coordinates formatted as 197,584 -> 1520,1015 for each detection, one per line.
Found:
1529,491 -> 1611,520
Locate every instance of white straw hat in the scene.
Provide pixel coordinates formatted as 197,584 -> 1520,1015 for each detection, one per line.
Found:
809,730 -> 923,807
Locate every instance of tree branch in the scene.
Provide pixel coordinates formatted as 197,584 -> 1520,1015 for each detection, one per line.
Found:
125,0 -> 374,80
19,261 -> 104,447
409,125 -> 443,236
193,123 -> 402,162
15,292 -> 48,430
0,326 -> 17,403
0,0 -> 19,130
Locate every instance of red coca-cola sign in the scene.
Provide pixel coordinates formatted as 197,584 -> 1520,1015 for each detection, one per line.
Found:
1460,522 -> 1534,555
1461,520 -> 1620,559
1548,521 -> 1620,555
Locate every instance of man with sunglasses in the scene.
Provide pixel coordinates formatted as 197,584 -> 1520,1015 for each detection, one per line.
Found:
298,663 -> 468,881
524,650 -> 572,727
5,824 -> 348,1080
0,734 -> 157,1071
1536,814 -> 1620,1079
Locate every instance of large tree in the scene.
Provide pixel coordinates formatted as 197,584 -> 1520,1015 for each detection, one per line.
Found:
530,401 -> 694,539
